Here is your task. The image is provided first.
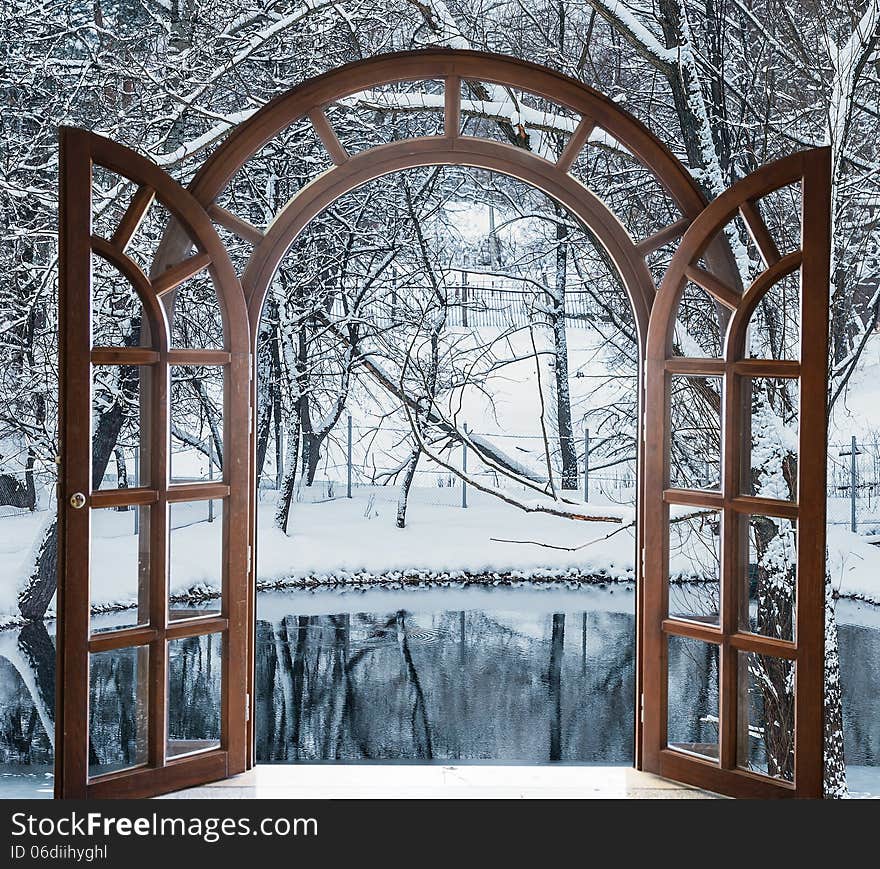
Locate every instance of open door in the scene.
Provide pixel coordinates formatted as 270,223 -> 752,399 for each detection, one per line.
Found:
642,148 -> 832,797
56,128 -> 251,798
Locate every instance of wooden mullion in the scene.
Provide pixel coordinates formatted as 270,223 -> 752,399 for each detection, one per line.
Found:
207,202 -> 264,246
89,486 -> 158,508
664,357 -> 726,376
165,616 -> 229,641
635,217 -> 692,257
662,487 -> 724,508
111,184 -> 156,251
719,364 -> 741,770
308,108 -> 349,166
167,482 -> 230,502
91,347 -> 160,366
732,358 -> 800,378
556,115 -> 595,173
740,198 -> 782,267
167,349 -> 231,365
152,252 -> 213,297
729,631 -> 798,660
444,75 -> 461,138
685,265 -> 741,310
148,357 -> 169,770
88,626 -> 158,652
661,618 -> 724,643
729,495 -> 798,519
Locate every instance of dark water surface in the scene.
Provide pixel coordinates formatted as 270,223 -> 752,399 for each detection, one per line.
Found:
0,585 -> 877,796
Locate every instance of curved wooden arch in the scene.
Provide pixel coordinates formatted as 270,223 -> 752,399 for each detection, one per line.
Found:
87,132 -> 250,352
241,136 -> 656,341
90,236 -> 171,354
725,251 -> 803,362
151,49 -> 749,336
648,150 -> 812,364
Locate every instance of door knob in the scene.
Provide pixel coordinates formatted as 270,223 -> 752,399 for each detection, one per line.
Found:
69,492 -> 87,509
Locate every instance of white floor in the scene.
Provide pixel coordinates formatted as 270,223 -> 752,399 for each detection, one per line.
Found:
160,765 -> 718,799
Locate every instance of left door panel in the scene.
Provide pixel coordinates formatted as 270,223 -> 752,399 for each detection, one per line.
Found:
56,128 -> 251,798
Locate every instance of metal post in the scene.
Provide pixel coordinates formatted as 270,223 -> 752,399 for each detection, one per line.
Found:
851,434 -> 857,533
208,437 -> 215,523
347,414 -> 353,498
461,270 -> 469,328
462,423 -> 468,509
583,425 -> 590,503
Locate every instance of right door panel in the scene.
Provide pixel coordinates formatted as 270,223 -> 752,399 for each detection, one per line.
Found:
642,148 -> 831,798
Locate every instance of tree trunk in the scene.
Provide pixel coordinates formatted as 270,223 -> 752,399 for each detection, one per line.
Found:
823,572 -> 848,797
275,411 -> 302,535
549,613 -> 565,761
18,519 -> 58,621
396,445 -> 421,529
551,210 -> 578,489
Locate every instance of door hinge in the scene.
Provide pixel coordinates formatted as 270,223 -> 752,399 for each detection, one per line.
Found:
245,693 -> 250,722
640,693 -> 645,724
640,546 -> 646,578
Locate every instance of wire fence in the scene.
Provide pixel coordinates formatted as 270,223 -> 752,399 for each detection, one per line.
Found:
329,273 -> 598,330
3,432 -> 880,540
257,421 -> 638,509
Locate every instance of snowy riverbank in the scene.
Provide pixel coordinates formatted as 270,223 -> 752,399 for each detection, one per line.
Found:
2,488 -> 880,627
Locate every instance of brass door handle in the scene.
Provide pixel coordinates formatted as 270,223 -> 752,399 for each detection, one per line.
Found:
69,492 -> 87,509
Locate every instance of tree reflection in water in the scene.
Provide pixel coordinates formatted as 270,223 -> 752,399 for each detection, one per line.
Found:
255,604 -> 636,763
0,588 -> 876,796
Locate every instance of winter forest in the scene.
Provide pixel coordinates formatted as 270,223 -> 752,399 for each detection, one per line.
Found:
1,0 -> 880,797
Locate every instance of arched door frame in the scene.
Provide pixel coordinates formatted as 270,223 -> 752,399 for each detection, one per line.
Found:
58,49 -> 830,799
153,49 -> 739,775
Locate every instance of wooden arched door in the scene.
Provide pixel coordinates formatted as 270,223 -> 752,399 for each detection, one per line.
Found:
56,129 -> 251,798
642,148 -> 831,798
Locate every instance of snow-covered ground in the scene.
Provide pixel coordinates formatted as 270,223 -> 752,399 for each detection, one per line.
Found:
3,486 -> 880,626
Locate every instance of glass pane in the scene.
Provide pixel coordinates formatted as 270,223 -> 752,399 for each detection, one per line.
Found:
92,252 -> 146,347
668,510 -> 721,625
167,632 -> 222,758
741,377 -> 799,501
672,283 -> 724,358
90,506 -> 150,634
92,365 -> 151,489
669,375 -> 722,490
88,646 -> 148,778
171,272 -> 224,350
746,270 -> 800,360
737,652 -> 795,782
740,515 -> 796,642
170,365 -> 224,482
327,80 -> 446,156
666,635 -> 720,761
92,167 -> 139,242
169,500 -> 223,619
461,80 -> 581,161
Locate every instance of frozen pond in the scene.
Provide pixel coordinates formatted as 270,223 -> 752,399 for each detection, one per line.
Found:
0,584 -> 877,797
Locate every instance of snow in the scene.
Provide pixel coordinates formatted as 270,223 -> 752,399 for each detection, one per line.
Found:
827,525 -> 880,604
2,489 -> 879,627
